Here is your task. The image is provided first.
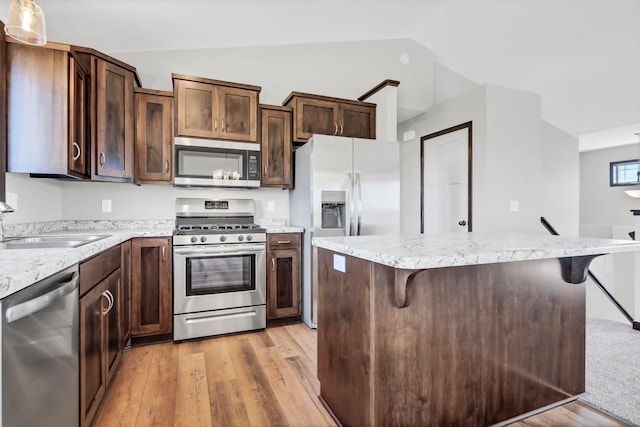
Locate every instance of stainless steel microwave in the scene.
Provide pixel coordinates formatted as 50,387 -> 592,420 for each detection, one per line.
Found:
174,137 -> 261,188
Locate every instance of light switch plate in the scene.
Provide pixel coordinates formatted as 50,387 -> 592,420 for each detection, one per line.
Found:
102,199 -> 112,213
510,200 -> 519,212
267,200 -> 275,212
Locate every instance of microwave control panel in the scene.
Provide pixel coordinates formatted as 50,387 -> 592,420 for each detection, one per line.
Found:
248,153 -> 260,180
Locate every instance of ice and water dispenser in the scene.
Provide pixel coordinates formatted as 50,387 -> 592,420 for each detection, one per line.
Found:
321,191 -> 346,230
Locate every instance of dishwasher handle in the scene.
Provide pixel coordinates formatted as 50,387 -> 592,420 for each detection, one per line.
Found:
5,272 -> 79,323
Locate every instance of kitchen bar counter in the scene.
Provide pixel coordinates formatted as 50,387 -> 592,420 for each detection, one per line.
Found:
312,232 -> 640,426
0,222 -> 173,299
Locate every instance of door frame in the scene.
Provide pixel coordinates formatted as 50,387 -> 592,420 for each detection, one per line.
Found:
420,121 -> 473,233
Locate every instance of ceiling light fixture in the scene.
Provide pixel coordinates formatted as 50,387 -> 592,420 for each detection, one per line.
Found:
624,132 -> 640,198
4,0 -> 46,46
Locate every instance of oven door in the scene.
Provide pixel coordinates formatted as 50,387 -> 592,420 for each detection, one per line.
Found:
173,243 -> 266,314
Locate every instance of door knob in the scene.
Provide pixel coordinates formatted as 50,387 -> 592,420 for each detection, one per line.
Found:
458,220 -> 467,226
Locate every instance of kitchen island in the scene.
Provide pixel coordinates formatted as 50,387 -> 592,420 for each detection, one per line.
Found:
312,232 -> 640,426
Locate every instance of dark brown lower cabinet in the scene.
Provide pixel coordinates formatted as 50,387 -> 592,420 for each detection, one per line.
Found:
79,246 -> 122,427
131,237 -> 172,340
120,240 -> 132,347
267,233 -> 301,322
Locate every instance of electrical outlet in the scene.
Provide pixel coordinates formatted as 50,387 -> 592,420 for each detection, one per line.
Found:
101,199 -> 112,213
6,192 -> 18,211
510,200 -> 519,212
267,200 -> 275,212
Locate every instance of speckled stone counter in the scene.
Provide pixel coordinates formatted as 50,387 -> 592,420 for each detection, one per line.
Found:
263,225 -> 304,233
312,232 -> 640,270
0,221 -> 173,299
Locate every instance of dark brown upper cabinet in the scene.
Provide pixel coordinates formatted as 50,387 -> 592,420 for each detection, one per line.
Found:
283,92 -> 376,144
74,47 -> 138,182
260,105 -> 292,188
6,41 -> 89,179
134,88 -> 174,184
173,73 -> 260,142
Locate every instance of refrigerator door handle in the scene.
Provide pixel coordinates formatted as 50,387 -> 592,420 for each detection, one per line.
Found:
355,171 -> 362,236
346,172 -> 354,236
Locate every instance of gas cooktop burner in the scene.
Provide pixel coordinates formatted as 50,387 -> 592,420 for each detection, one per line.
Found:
175,223 -> 265,235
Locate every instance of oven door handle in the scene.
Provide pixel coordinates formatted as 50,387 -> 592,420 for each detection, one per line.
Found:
174,245 -> 265,256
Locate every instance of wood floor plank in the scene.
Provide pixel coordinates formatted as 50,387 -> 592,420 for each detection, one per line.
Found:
211,379 -> 252,427
95,345 -> 154,426
226,337 -> 289,426
284,323 -> 318,363
134,343 -> 179,427
175,352 -> 213,427
266,326 -> 305,358
257,345 -> 333,426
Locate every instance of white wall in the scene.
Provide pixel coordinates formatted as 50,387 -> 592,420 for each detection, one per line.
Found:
59,180 -> 289,221
3,173 -> 63,223
580,144 -> 640,226
114,39 -> 434,123
399,84 -> 567,235
540,120 -> 579,236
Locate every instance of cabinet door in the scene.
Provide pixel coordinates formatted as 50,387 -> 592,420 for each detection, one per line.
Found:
79,282 -> 107,427
218,86 -> 258,142
135,92 -> 174,183
268,248 -> 301,320
339,103 -> 376,139
260,108 -> 292,188
68,56 -> 88,177
95,58 -> 134,179
294,97 -> 339,142
175,80 -> 217,138
131,238 -> 172,337
120,240 -> 132,347
104,269 -> 122,385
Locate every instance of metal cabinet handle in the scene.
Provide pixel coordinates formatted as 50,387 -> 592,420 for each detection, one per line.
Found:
334,123 -> 338,135
221,119 -> 226,132
264,165 -> 267,178
277,240 -> 291,244
72,142 -> 81,161
339,124 -> 344,136
99,152 -> 106,166
165,160 -> 170,173
272,258 -> 275,271
214,118 -> 218,132
162,246 -> 166,261
101,291 -> 113,315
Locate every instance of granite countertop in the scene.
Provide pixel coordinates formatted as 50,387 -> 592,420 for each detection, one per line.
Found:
263,225 -> 304,233
312,232 -> 640,270
0,223 -> 173,300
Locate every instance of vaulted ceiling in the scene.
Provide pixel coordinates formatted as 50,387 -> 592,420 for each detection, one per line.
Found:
3,0 -> 639,144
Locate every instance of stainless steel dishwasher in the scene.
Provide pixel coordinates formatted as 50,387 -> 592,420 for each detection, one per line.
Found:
1,265 -> 79,427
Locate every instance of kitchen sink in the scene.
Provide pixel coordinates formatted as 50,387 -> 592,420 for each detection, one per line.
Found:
0,234 -> 111,249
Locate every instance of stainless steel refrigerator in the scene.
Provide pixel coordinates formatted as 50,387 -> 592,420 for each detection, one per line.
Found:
290,134 -> 400,328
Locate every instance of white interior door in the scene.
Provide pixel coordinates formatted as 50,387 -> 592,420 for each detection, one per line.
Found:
423,128 -> 469,233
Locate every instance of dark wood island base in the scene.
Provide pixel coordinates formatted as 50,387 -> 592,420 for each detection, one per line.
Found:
316,247 -> 589,426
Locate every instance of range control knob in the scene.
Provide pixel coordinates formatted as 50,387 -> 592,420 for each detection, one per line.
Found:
238,235 -> 245,242
190,236 -> 198,243
219,235 -> 227,242
246,235 -> 253,241
200,236 -> 207,243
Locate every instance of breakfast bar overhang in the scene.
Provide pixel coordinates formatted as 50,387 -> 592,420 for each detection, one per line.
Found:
312,232 -> 640,426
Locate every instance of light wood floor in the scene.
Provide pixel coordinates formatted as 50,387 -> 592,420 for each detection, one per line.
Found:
95,323 -> 629,427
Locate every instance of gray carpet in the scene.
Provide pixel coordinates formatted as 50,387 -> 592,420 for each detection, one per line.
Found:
582,317 -> 640,426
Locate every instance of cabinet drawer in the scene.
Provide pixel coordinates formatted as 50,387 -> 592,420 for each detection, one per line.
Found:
268,233 -> 300,250
80,245 -> 121,296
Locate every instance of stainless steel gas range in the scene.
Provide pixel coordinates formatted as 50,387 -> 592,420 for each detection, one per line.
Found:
173,198 -> 267,341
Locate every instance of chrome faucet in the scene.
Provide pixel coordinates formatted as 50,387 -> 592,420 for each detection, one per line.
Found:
0,201 -> 15,242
